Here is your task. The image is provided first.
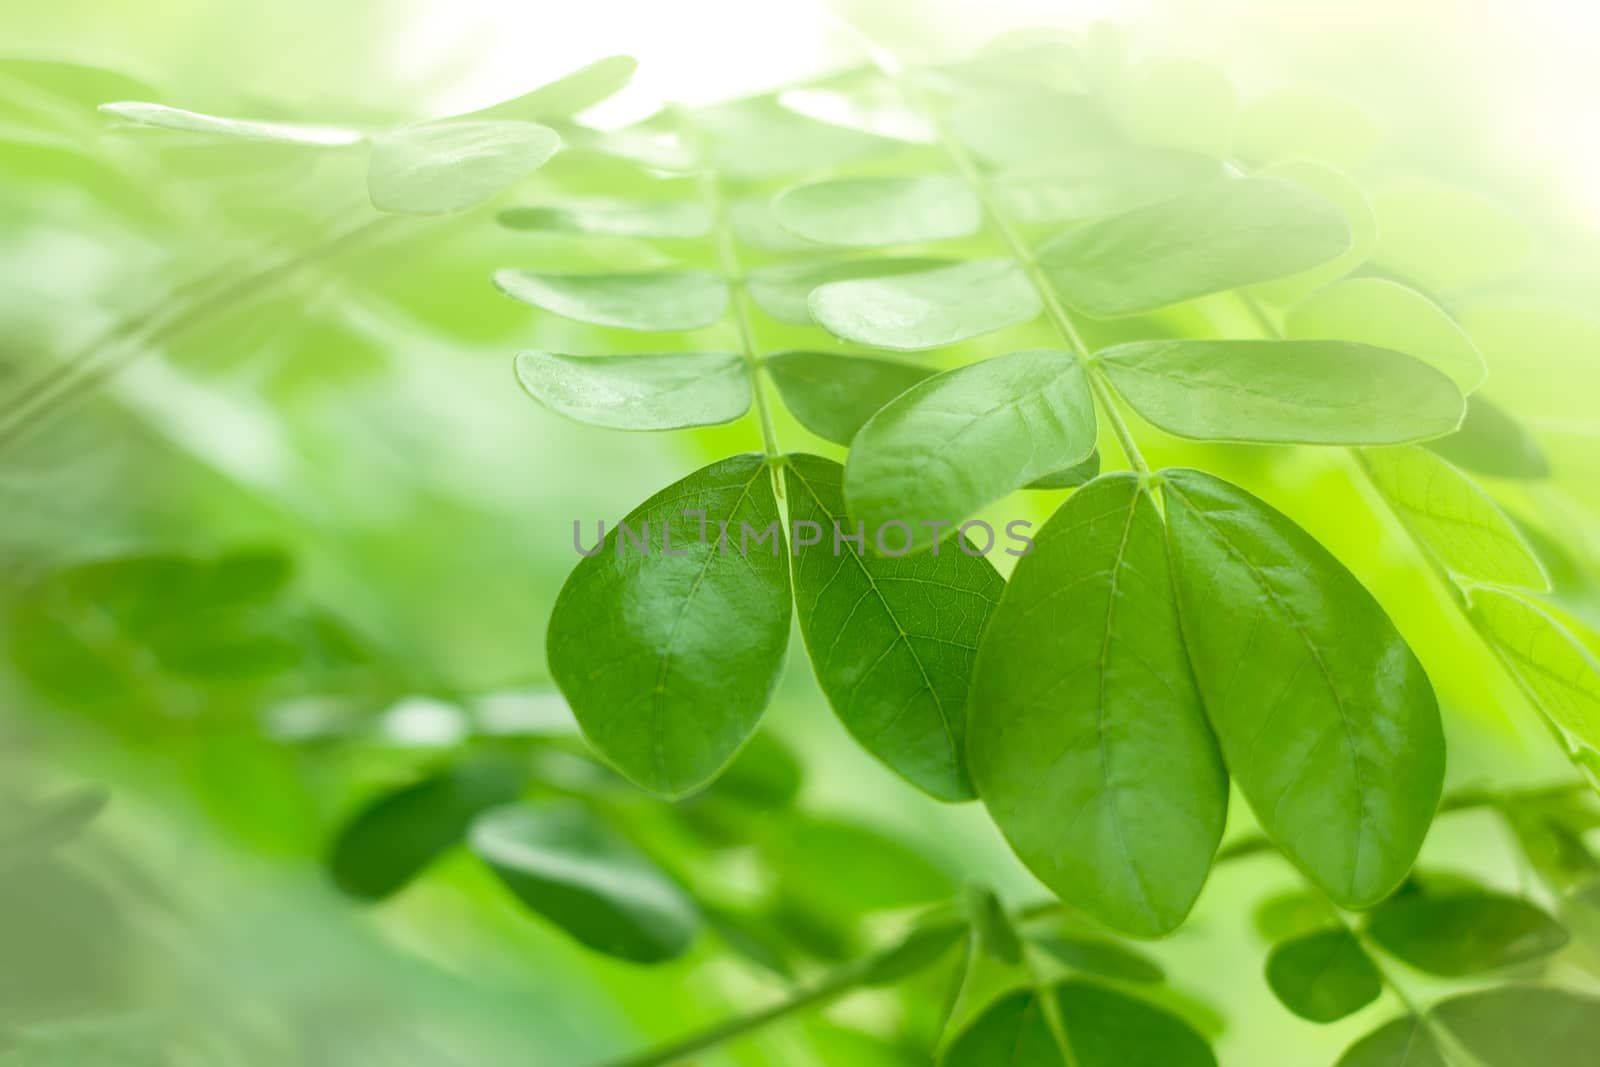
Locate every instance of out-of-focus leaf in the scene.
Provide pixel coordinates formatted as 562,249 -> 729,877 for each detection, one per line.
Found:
513,350 -> 750,430
470,802 -> 699,963
1097,339 -> 1464,445
968,886 -> 1022,964
1254,891 -> 1331,942
696,97 -> 891,180
1424,395 -> 1550,480
1039,177 -> 1351,317
786,454 -> 1003,801
367,120 -> 560,215
1163,468 -> 1444,907
844,349 -> 1095,551
1470,587 -> 1600,752
98,101 -> 362,145
861,919 -> 968,985
1235,89 -> 1378,169
546,455 -> 791,797
991,148 -> 1221,225
772,175 -> 981,247
493,268 -> 728,330
0,787 -> 110,863
1030,935 -> 1165,983
1123,59 -> 1235,157
1335,1016 -> 1447,1067
1367,889 -> 1568,975
448,55 -> 637,122
1265,928 -> 1382,1022
971,474 -> 1227,937
950,89 -> 1117,167
764,815 -> 954,915
778,85 -> 935,143
765,351 -> 931,444
748,259 -> 948,326
946,982 -> 1217,1067
1250,159 -> 1378,306
498,197 -> 711,238
1433,986 -> 1600,1066
810,258 -> 1040,350
1371,179 -> 1532,292
1287,277 -> 1487,393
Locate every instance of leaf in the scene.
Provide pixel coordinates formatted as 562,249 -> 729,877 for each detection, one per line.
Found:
991,148 -> 1221,225
1162,468 -> 1445,907
1235,89 -> 1378,169
1367,889 -> 1569,976
943,988 -> 1059,1067
1424,395 -> 1550,480
747,257 -> 948,325
1358,446 -> 1548,589
968,886 -> 1023,964
1264,928 -> 1382,1022
772,175 -> 982,247
469,802 -> 699,963
1335,1016 -> 1447,1067
327,761 -> 525,900
785,454 -> 1004,801
843,349 -> 1096,553
1123,59 -> 1235,158
950,89 -> 1118,167
1250,159 -> 1379,306
97,101 -> 362,145
861,920 -> 968,985
1371,179 -> 1532,292
947,981 -> 1217,1067
1026,450 -> 1101,490
448,55 -> 636,123
1030,935 -> 1165,983
969,474 -> 1227,937
1286,278 -> 1487,393
1097,339 -> 1465,445
1254,891 -> 1331,942
493,268 -> 728,331
367,120 -> 561,215
810,259 -> 1041,351
1038,177 -> 1352,317
546,455 -> 791,797
498,198 -> 711,238
765,352 -> 931,446
1433,986 -> 1600,1066
778,85 -> 935,144
696,97 -> 891,180
763,815 -> 955,915
1469,587 -> 1600,751
513,350 -> 750,431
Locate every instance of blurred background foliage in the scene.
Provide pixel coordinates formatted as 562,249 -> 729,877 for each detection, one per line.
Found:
3,0 -> 1600,1064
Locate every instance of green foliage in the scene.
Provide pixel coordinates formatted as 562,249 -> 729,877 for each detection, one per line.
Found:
514,350 -> 751,430
1366,889 -> 1569,976
1265,929 -> 1382,1022
493,268 -> 730,330
366,121 -> 562,215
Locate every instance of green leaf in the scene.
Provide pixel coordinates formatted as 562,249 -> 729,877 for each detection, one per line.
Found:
950,89 -> 1117,167
1026,450 -> 1101,490
1286,278 -> 1487,393
778,84 -> 935,144
1358,447 -> 1548,589
1367,889 -> 1568,975
785,454 -> 1004,801
860,920 -> 968,985
1162,468 -> 1445,907
968,886 -> 1023,964
970,474 -> 1227,937
1038,177 -> 1351,317
448,55 -> 636,123
1097,339 -> 1465,445
947,981 -> 1216,1067
546,455 -> 791,797
696,97 -> 891,180
1433,987 -> 1600,1066
367,120 -> 561,215
498,198 -> 711,238
1264,928 -> 1382,1022
1424,395 -> 1550,480
762,815 -> 955,915
1469,587 -> 1600,752
1371,179 -> 1532,292
1249,159 -> 1379,306
1254,891 -> 1331,942
771,175 -> 982,247
991,147 -> 1221,225
513,350 -> 750,431
1235,89 -> 1378,169
1335,1016 -> 1447,1067
843,349 -> 1096,553
810,259 -> 1041,350
469,802 -> 699,963
1029,935 -> 1165,983
1123,59 -> 1235,158
493,268 -> 728,331
942,988 -> 1059,1067
747,258 -> 948,326
765,351 -> 931,446
97,101 -> 362,145
327,761 -> 525,900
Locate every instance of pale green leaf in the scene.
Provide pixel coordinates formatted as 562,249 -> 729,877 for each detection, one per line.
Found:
991,148 -> 1221,225
1123,59 -> 1235,158
1097,339 -> 1465,445
777,85 -> 935,143
844,349 -> 1096,552
368,120 -> 561,215
1335,1017 -> 1447,1067
772,175 -> 982,247
1367,889 -> 1568,975
1163,468 -> 1444,907
1265,929 -> 1381,1022
1250,159 -> 1378,306
469,802 -> 699,963
696,97 -> 890,180
950,89 -> 1117,167
546,455 -> 791,797
1425,395 -> 1550,480
731,195 -> 825,252
498,198 -> 711,238
810,259 -> 1041,350
1359,446 -> 1548,589
1039,177 -> 1352,317
98,101 -> 362,145
1371,179 -> 1533,292
447,55 -> 637,123
493,268 -> 728,331
747,257 -> 947,325
1235,89 -> 1378,169
1469,587 -> 1600,753
512,350 -> 750,431
765,351 -> 930,446
785,454 -> 1003,801
969,474 -> 1227,937
1433,987 -> 1600,1066
1287,278 -> 1487,393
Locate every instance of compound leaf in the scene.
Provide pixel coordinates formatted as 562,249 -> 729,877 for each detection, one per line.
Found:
513,350 -> 750,431
809,259 -> 1040,350
368,120 -> 560,215
493,268 -> 728,331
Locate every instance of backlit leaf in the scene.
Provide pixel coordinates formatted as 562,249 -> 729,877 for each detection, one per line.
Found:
1469,587 -> 1600,755
1265,928 -> 1381,1022
1123,59 -> 1235,158
772,175 -> 981,247
1250,159 -> 1378,306
765,351 -> 930,445
368,120 -> 561,215
493,268 -> 728,330
1163,468 -> 1445,907
747,257 -> 948,325
950,89 -> 1117,167
991,148 -> 1220,225
810,259 -> 1041,350
970,474 -> 1227,937
844,349 -> 1096,552
1371,179 -> 1532,292
762,815 -> 955,914
447,55 -> 637,123
1367,889 -> 1568,975
1286,278 -> 1487,393
498,198 -> 711,238
778,85 -> 935,144
1026,450 -> 1101,490
98,101 -> 362,145
1424,395 -> 1550,480
546,455 -> 791,797
513,350 -> 750,430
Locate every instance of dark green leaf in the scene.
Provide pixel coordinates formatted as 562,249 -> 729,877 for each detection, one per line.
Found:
772,175 -> 982,247
1367,890 -> 1569,976
546,455 -> 791,797
1425,395 -> 1550,480
785,454 -> 1004,801
1433,986 -> 1600,1067
493,268 -> 728,331
367,121 -> 561,215
1038,178 -> 1351,317
513,350 -> 750,430
810,259 -> 1041,350
765,351 -> 931,446
1097,339 -> 1465,445
1335,1016 -> 1447,1067
1265,928 -> 1382,1022
1162,468 -> 1444,907
469,802 -> 699,963
970,474 -> 1227,936
943,987 -> 1058,1067
1054,980 -> 1218,1066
